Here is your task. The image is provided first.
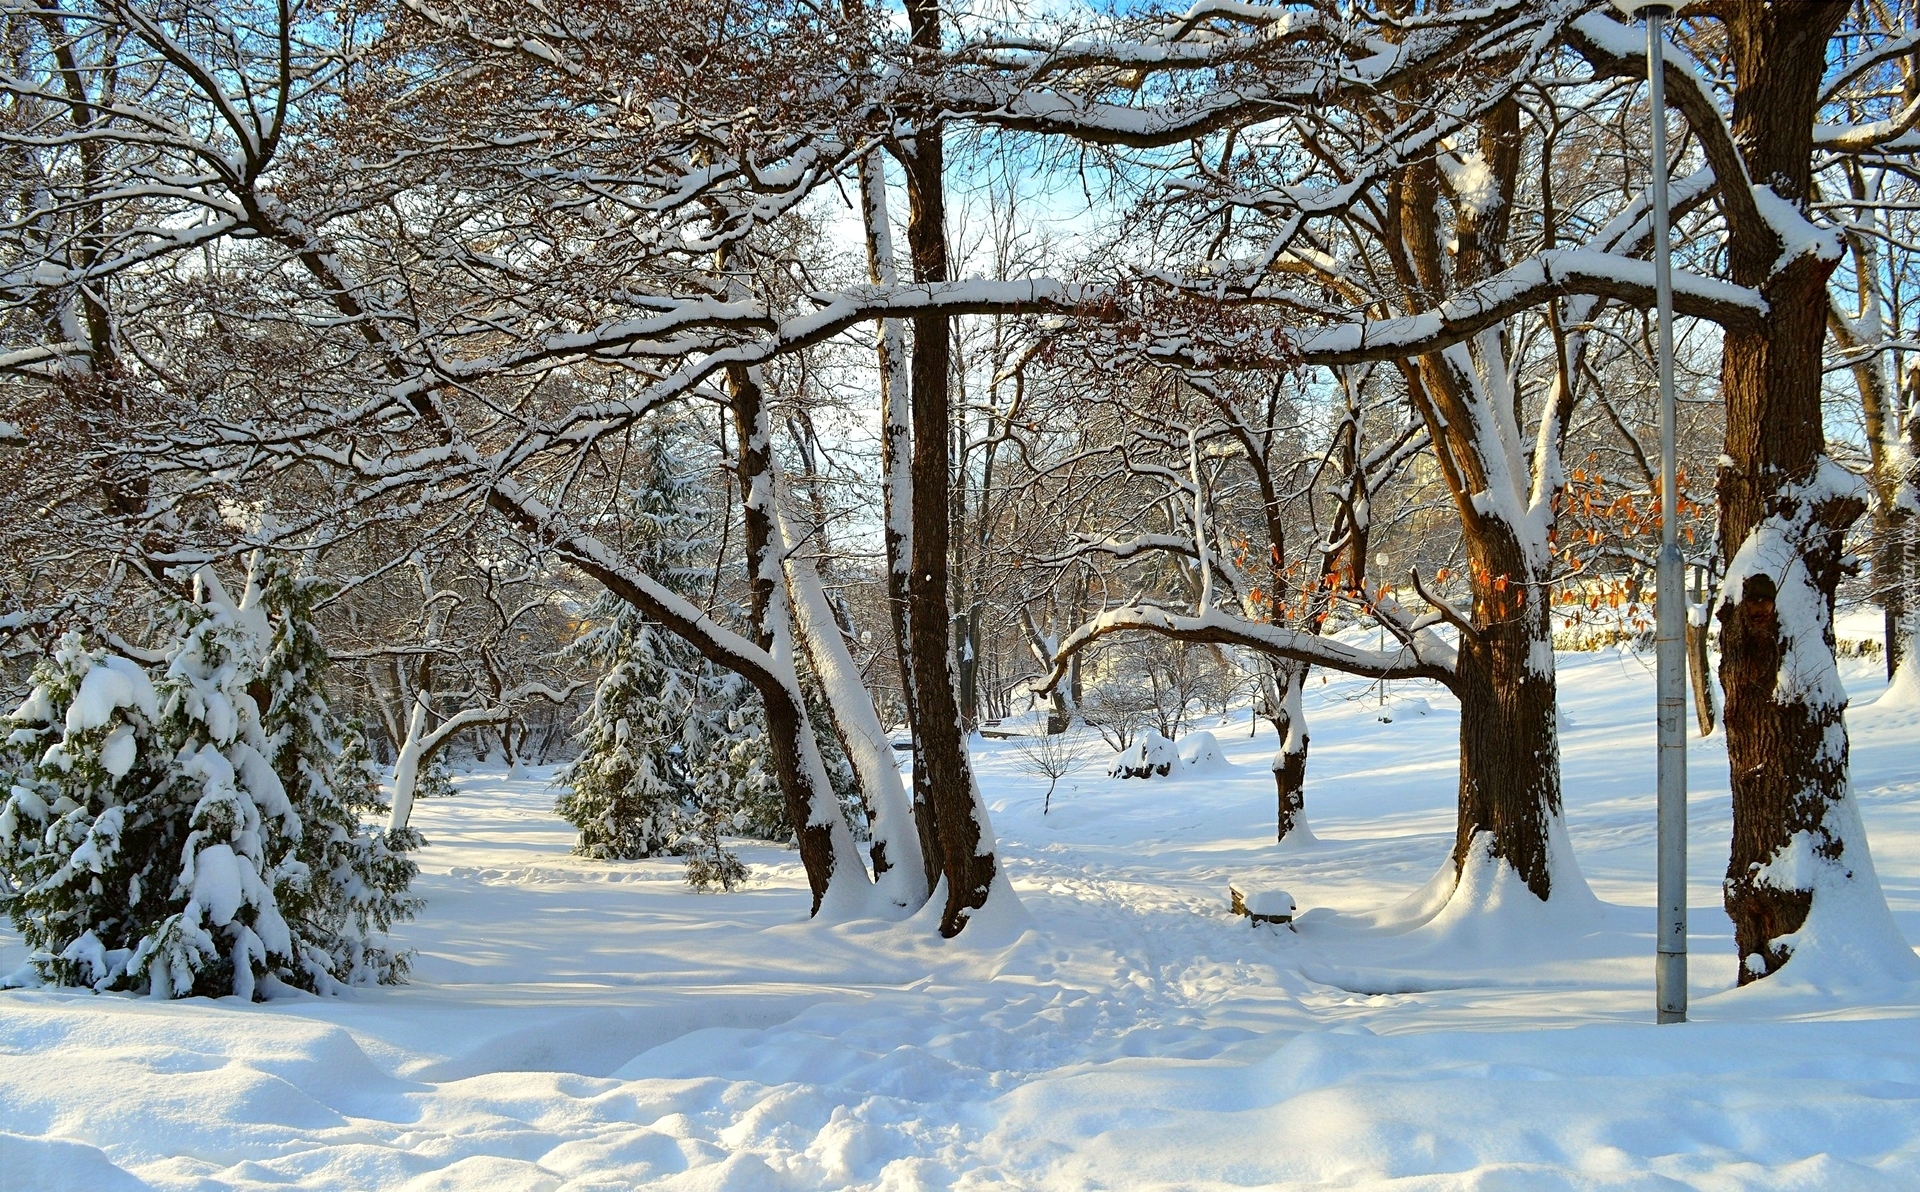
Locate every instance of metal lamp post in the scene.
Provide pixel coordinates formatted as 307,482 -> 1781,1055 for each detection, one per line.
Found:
1615,0 -> 1689,1025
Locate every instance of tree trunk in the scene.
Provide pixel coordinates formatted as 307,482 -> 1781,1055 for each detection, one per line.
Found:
1271,659 -> 1309,842
729,367 -> 862,915
778,485 -> 930,911
1451,526 -> 1563,900
858,148 -> 943,901
388,695 -> 431,833
1714,0 -> 1873,984
898,9 -> 1000,934
1686,616 -> 1716,737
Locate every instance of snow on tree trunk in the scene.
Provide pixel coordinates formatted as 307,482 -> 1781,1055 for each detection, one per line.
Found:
1713,1 -> 1915,985
387,696 -> 431,835
860,145 -> 943,903
1270,659 -> 1311,844
730,366 -> 871,917
1450,529 -> 1567,902
777,482 -> 929,913
1718,463 -> 1914,983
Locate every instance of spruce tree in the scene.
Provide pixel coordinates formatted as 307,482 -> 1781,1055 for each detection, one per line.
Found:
558,424 -> 710,859
556,422 -> 864,883
130,592 -> 301,999
557,606 -> 694,859
2,563 -> 423,997
256,562 -> 420,988
0,633 -> 170,990
0,585 -> 302,999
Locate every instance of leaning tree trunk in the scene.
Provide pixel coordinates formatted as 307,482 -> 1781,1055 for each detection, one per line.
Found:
778,486 -> 930,911
1686,612 -> 1716,736
730,367 -> 869,915
898,49 -> 1000,935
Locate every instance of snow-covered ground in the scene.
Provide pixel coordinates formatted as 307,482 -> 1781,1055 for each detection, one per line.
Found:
6,637 -> 1920,1190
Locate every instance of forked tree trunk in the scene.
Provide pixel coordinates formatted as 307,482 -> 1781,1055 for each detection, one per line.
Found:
729,367 -> 864,914
857,148 -> 943,901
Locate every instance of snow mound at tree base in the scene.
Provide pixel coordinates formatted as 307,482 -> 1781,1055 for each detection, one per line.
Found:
1876,657 -> 1920,710
1272,817 -> 1320,852
1723,794 -> 1920,1002
1293,821 -> 1617,990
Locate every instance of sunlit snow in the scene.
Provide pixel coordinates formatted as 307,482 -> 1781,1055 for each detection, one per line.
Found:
4,639 -> 1919,1189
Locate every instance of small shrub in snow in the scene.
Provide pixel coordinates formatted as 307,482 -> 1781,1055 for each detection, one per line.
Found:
1011,729 -> 1094,813
1110,729 -> 1179,779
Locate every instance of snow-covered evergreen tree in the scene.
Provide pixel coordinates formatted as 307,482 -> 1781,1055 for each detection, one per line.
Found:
0,633 -> 171,990
128,585 -> 303,999
557,606 -> 695,859
2,563 -> 423,998
556,424 -> 863,879
0,578 -> 301,998
558,424 -> 711,859
673,670 -> 764,889
256,562 -> 420,988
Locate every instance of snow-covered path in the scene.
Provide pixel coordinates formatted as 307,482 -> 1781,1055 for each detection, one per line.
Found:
5,646 -> 1920,1189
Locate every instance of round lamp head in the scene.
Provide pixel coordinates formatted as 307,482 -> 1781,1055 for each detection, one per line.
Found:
1612,0 -> 1691,15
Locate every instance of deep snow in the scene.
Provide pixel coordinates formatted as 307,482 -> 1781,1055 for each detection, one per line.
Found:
5,635 -> 1920,1190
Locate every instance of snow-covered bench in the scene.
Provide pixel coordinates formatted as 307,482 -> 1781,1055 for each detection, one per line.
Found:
1229,885 -> 1295,928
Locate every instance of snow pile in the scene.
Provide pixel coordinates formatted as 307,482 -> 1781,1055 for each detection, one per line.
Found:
1176,730 -> 1229,771
1109,729 -> 1179,778
1110,730 -> 1232,779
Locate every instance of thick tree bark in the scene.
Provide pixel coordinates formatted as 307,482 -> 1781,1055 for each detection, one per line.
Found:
1713,1 -> 1868,983
1450,523 -> 1562,899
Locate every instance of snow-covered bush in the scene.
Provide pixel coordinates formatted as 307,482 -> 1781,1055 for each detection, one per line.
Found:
1110,729 -> 1180,779
0,564 -> 419,998
0,633 -> 171,990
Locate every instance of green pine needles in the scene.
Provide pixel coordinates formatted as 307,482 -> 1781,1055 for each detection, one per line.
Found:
0,559 -> 419,999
